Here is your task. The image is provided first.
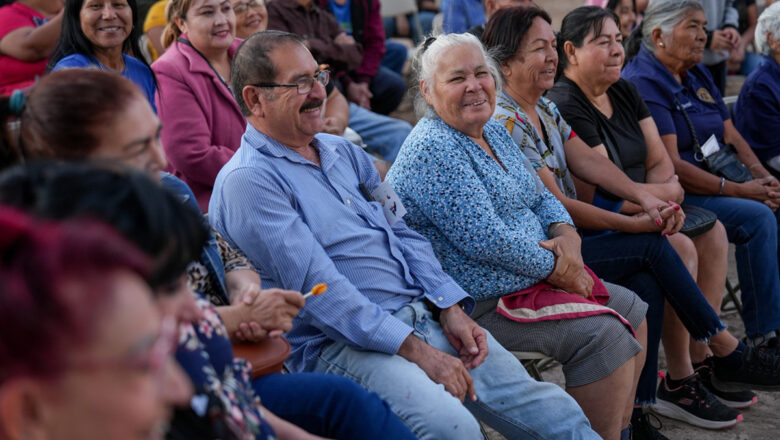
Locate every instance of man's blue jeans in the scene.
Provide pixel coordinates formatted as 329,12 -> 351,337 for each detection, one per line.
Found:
348,103 -> 412,162
312,300 -> 599,440
684,194 -> 780,338
253,372 -> 417,439
369,66 -> 407,115
581,232 -> 725,404
381,41 -> 408,75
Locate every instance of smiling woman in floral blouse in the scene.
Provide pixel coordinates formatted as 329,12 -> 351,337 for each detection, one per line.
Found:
386,31 -> 648,440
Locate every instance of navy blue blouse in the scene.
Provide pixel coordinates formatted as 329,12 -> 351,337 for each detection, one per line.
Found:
734,55 -> 780,163
623,46 -> 731,170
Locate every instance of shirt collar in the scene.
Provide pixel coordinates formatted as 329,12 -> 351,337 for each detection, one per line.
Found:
635,45 -> 684,95
763,54 -> 780,76
499,90 -> 550,124
244,124 -> 340,169
499,91 -> 521,115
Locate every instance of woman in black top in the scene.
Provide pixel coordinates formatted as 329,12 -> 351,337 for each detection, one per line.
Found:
547,5 -> 759,430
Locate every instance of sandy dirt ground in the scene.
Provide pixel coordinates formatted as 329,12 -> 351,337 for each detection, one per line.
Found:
387,1 -> 778,438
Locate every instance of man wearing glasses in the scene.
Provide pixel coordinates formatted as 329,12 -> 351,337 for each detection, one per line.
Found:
210,30 -> 599,440
266,0 -> 412,163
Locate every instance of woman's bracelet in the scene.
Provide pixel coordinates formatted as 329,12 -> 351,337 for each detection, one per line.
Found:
717,177 -> 726,196
548,222 -> 572,237
748,163 -> 762,171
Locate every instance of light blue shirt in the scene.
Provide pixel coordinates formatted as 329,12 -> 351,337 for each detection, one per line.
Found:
209,125 -> 474,372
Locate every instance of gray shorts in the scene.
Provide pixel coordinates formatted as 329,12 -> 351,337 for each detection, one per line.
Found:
473,281 -> 647,387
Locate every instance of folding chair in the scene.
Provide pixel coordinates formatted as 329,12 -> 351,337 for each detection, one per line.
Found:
722,278 -> 744,321
512,351 -> 556,381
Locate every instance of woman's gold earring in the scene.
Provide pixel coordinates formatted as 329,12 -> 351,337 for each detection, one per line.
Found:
659,42 -> 665,48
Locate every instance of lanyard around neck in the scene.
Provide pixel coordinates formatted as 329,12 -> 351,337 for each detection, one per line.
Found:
177,37 -> 231,92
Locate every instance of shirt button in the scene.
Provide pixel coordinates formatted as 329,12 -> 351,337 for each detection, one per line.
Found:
346,199 -> 351,205
438,296 -> 444,301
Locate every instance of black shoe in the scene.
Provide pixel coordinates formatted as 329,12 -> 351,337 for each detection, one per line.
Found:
651,372 -> 742,429
694,358 -> 758,409
630,411 -> 669,440
744,334 -> 780,355
713,344 -> 780,391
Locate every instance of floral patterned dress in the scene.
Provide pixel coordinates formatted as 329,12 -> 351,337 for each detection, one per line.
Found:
175,292 -> 277,440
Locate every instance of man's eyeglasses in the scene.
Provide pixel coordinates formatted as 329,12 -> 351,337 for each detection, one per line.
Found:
252,69 -> 330,95
232,0 -> 264,15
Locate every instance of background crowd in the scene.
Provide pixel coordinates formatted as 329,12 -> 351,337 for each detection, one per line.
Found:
2,0 -> 780,439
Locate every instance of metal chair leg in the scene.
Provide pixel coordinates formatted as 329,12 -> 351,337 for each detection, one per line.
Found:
722,278 -> 744,322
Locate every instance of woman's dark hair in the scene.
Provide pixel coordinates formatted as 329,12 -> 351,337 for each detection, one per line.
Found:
624,21 -> 644,62
624,0 -> 704,62
47,0 -> 151,73
0,96 -> 21,170
0,161 -> 209,289
482,6 -> 552,66
606,0 -> 636,12
0,206 -> 151,383
556,6 -> 620,78
4,70 -> 145,163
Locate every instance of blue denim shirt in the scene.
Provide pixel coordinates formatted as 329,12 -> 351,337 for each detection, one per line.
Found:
209,126 -> 473,372
734,55 -> 780,162
386,116 -> 573,301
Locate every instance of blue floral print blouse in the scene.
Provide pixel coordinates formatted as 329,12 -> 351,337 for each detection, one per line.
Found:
386,116 -> 573,301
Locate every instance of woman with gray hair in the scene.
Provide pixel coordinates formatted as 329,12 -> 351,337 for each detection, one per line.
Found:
387,30 -> 648,440
734,2 -> 780,174
624,0 -> 780,384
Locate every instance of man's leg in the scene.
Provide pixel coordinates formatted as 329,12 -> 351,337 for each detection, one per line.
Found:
314,301 -> 599,439
404,301 -> 601,439
382,16 -> 396,39
368,66 -> 407,115
348,103 -> 412,162
314,339 -> 484,440
380,40 -> 408,75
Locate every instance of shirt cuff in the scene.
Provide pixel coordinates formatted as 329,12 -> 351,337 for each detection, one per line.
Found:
423,278 -> 476,315
364,314 -> 414,355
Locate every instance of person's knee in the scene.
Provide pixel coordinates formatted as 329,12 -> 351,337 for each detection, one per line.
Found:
667,233 -> 698,274
743,202 -> 778,240
701,220 -> 728,255
407,403 -> 482,440
371,69 -> 406,100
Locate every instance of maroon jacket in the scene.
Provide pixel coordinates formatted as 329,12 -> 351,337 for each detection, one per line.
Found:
315,0 -> 386,84
267,0 -> 362,77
